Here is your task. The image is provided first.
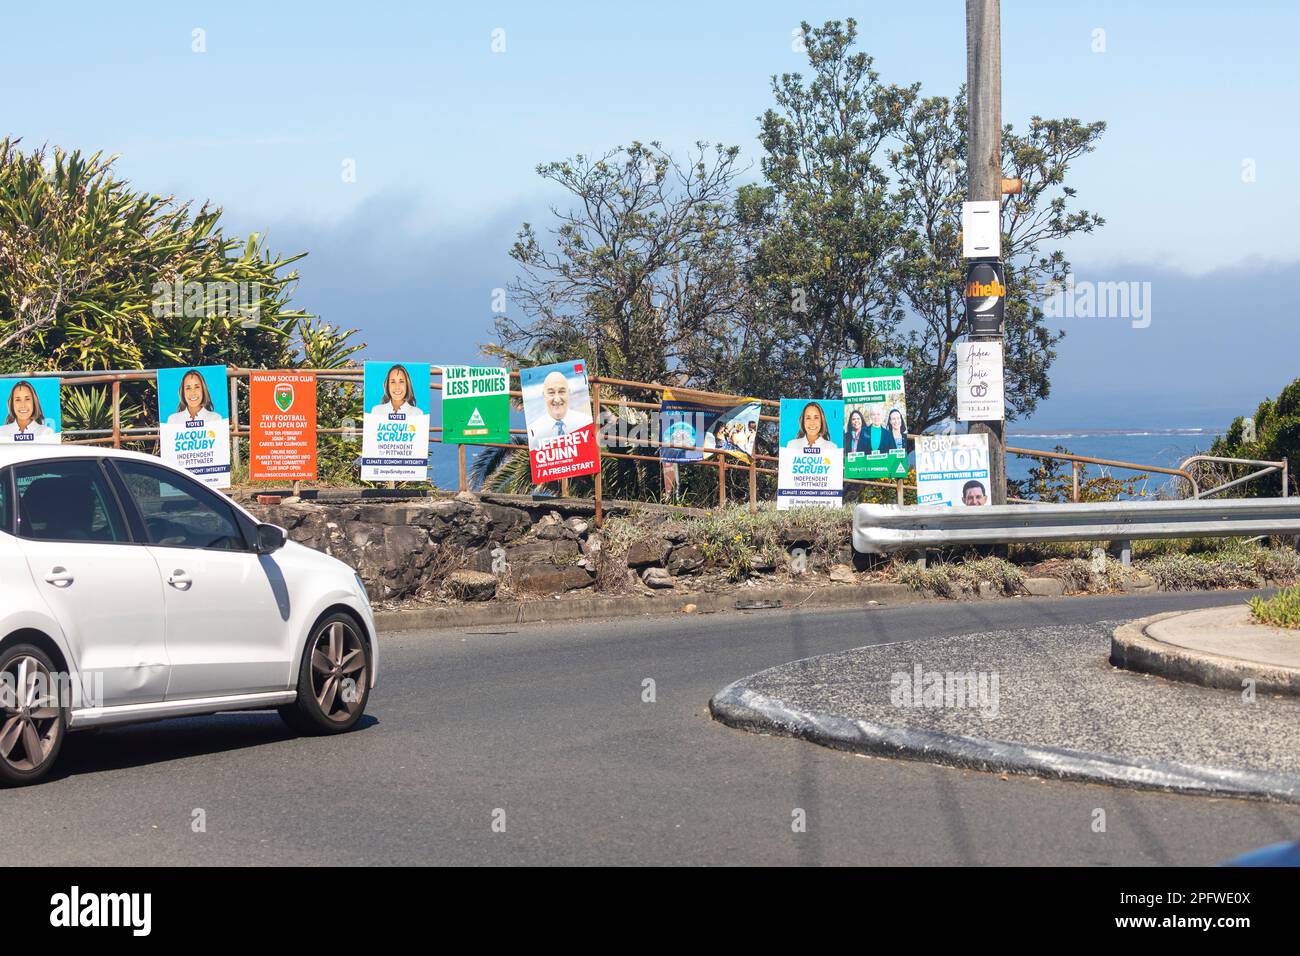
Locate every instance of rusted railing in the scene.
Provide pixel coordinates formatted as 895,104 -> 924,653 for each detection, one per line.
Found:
17,366 -> 1266,521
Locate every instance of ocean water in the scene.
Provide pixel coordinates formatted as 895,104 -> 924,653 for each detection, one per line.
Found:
1005,428 -> 1222,493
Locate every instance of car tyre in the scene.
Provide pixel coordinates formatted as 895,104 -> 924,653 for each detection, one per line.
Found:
278,614 -> 371,736
0,644 -> 68,787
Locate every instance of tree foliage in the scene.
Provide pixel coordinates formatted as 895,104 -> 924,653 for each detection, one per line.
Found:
1209,378 -> 1300,497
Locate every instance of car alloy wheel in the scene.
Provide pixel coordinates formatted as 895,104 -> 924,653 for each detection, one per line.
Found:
0,650 -> 64,782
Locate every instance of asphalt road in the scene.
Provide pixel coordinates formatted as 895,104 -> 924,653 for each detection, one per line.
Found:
5,589 -> 1298,866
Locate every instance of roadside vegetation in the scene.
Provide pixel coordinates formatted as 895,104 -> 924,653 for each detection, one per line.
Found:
1248,586 -> 1300,630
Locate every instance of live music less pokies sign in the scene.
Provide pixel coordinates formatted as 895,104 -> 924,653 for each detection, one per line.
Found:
441,366 -> 510,444
520,360 -> 600,484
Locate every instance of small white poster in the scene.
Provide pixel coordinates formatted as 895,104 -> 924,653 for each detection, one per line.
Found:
916,433 -> 991,507
956,341 -> 1005,421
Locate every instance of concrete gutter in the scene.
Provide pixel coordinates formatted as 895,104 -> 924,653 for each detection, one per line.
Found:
709,679 -> 1300,804
1111,607 -> 1300,696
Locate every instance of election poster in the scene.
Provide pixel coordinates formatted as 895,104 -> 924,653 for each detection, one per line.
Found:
777,398 -> 844,510
0,376 -> 61,444
520,359 -> 600,484
157,365 -> 231,488
659,389 -> 760,465
249,371 -> 317,482
362,361 -> 431,481
956,341 -> 1005,421
841,368 -> 908,480
916,433 -> 991,507
441,366 -> 510,444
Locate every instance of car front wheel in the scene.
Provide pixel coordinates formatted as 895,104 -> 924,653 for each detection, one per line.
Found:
0,644 -> 67,787
278,614 -> 371,735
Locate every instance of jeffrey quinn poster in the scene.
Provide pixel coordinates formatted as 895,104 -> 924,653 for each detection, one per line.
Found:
777,398 -> 844,510
157,366 -> 231,487
362,362 -> 431,481
521,359 -> 600,484
916,433 -> 991,507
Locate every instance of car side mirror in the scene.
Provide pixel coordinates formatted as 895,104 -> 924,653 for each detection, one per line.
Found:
256,523 -> 287,554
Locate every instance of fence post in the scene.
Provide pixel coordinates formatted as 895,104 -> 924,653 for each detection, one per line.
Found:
561,478 -> 570,498
718,458 -> 726,507
592,381 -> 604,526
111,379 -> 122,449
458,444 -> 466,493
748,455 -> 757,513
1071,460 -> 1079,503
229,372 -> 240,473
896,479 -> 904,506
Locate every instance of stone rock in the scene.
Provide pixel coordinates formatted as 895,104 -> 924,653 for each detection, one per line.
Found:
681,603 -> 698,614
506,539 -> 579,564
454,490 -> 479,503
537,522 -> 568,540
446,570 -> 498,602
1024,577 -> 1066,597
516,565 -> 594,594
625,538 -> 672,567
564,517 -> 590,536
828,564 -> 855,584
666,544 -> 705,575
641,567 -> 674,589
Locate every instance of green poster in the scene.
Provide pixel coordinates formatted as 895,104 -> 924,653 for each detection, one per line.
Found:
441,366 -> 511,444
841,368 -> 909,480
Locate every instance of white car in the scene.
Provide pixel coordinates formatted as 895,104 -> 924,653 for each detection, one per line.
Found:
0,444 -> 378,786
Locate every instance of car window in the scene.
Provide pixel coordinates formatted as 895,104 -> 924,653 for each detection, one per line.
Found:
14,460 -> 129,544
0,469 -> 11,534
115,459 -> 248,551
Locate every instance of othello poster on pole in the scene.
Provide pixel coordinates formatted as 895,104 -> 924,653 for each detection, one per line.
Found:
841,368 -> 908,480
157,365 -> 231,488
362,361 -> 431,481
520,360 -> 600,484
777,398 -> 844,510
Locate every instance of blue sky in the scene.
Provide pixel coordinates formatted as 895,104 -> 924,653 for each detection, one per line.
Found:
3,1 -> 1297,427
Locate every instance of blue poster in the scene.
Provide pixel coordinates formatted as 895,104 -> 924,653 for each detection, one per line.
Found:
659,390 -> 760,464
0,377 -> 61,444
361,361 -> 431,481
156,365 -> 231,487
777,398 -> 845,510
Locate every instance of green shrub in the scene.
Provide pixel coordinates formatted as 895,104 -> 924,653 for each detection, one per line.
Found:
895,556 -> 1027,599
1248,586 -> 1300,629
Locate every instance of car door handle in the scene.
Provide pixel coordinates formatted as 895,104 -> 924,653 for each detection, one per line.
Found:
44,567 -> 75,587
167,570 -> 193,591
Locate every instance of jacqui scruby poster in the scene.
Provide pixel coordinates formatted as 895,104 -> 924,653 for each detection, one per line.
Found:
362,361 -> 431,481
777,398 -> 844,510
157,365 -> 231,488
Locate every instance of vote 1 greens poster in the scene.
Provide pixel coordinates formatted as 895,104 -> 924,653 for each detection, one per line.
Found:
841,368 -> 908,480
777,398 -> 844,510
441,366 -> 510,444
157,365 -> 231,488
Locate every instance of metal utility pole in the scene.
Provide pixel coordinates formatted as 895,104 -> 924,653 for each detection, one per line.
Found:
965,0 -> 1007,504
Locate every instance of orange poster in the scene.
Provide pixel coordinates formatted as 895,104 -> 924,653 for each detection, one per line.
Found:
249,371 -> 317,482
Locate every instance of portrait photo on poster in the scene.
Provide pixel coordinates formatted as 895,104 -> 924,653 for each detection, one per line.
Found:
0,376 -> 61,444
156,365 -> 231,488
361,361 -> 431,481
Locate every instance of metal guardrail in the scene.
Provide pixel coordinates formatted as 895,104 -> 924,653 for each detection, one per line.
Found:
852,498 -> 1300,563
